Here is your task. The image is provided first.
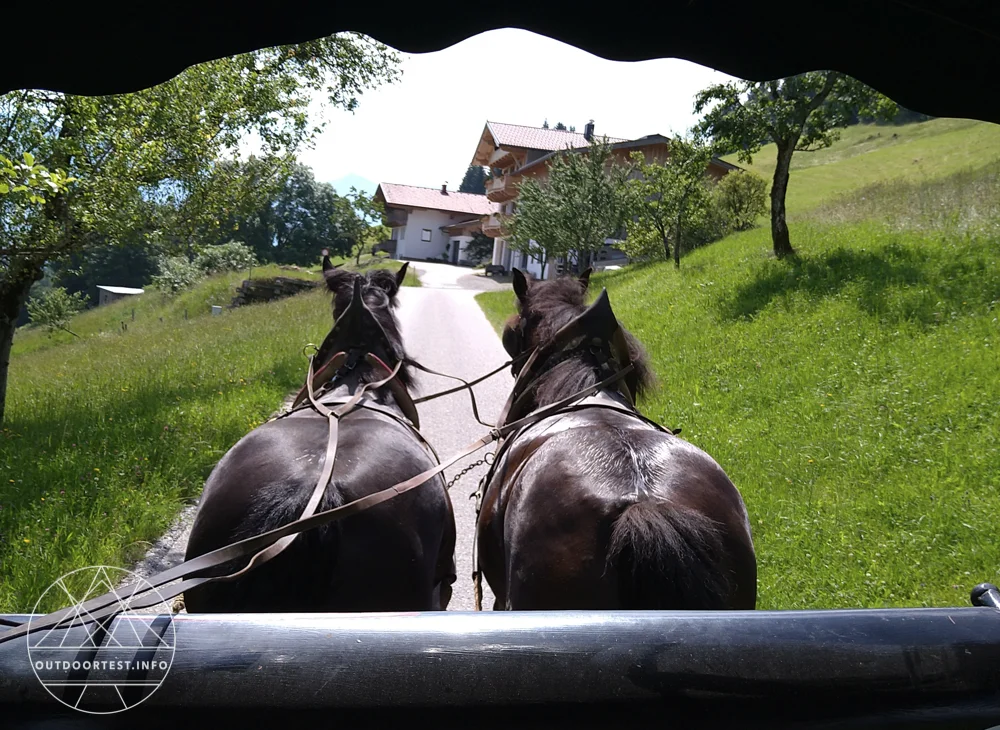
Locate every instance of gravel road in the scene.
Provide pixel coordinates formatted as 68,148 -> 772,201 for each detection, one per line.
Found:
122,261 -> 513,613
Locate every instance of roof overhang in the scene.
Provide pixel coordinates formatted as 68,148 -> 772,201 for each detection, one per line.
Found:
471,124 -> 499,167
441,217 -> 485,234
97,286 -> 144,295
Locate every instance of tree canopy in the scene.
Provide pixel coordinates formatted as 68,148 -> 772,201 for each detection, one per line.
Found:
624,138 -> 713,268
458,165 -> 487,194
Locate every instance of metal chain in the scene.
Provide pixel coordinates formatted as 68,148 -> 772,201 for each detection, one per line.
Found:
445,451 -> 494,491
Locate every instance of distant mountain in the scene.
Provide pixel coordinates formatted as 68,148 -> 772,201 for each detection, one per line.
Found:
329,174 -> 377,197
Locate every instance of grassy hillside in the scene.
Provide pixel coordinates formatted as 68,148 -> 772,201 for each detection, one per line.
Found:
14,255 -> 419,358
1,256 -> 418,613
476,129 -> 1000,611
721,118 -> 1000,217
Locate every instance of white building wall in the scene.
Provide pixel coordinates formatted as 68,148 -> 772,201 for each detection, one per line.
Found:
450,235 -> 476,263
522,242 -> 547,280
492,239 -> 504,266
393,208 -> 454,260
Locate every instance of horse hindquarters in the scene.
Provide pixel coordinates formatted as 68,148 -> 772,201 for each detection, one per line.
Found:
607,499 -> 742,610
183,413 -> 455,613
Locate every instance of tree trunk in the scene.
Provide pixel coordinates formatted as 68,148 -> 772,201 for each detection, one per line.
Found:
770,141 -> 796,258
355,242 -> 362,266
0,261 -> 45,424
662,235 -> 670,261
674,213 -> 682,269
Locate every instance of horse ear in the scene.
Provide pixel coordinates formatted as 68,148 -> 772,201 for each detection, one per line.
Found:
512,268 -> 529,302
322,249 -> 333,272
579,267 -> 593,291
394,262 -> 409,290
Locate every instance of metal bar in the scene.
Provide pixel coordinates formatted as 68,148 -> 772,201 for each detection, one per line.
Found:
2,607 -> 1000,728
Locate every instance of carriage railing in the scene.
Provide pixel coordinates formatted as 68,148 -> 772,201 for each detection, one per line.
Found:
2,588 -> 1000,729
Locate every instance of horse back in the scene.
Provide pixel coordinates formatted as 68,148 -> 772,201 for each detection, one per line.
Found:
184,407 -> 455,612
479,407 -> 755,610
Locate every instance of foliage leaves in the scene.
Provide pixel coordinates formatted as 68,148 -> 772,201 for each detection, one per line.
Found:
458,165 -> 487,194
694,72 -> 898,165
0,32 -> 400,422
194,240 -> 258,275
715,169 -> 769,232
623,138 -> 713,267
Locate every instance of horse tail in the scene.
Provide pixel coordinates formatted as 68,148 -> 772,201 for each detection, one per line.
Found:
607,499 -> 734,610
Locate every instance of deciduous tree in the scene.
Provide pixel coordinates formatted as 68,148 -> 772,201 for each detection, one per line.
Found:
506,137 -> 632,277
625,137 -> 713,268
694,72 -> 897,257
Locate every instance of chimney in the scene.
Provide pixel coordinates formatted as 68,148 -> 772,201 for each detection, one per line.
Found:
441,182 -> 447,194
584,120 -> 595,142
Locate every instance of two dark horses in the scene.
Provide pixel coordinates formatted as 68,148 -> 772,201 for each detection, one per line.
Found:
183,261 -> 756,613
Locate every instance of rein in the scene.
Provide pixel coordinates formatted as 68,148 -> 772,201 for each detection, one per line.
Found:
0,343 -> 632,643
406,352 -> 533,428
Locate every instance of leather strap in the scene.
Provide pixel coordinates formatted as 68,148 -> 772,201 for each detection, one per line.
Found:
226,355 -> 405,581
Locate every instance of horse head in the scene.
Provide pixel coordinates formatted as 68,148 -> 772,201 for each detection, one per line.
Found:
501,266 -> 656,408
312,260 -> 414,393
501,266 -> 592,368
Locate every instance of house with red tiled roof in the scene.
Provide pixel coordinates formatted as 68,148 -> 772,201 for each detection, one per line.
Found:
373,182 -> 498,264
469,119 -> 741,279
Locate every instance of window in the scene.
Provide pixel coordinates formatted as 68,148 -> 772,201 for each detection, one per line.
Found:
421,228 -> 432,242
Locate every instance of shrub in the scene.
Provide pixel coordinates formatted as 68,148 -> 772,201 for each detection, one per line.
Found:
151,255 -> 203,294
194,241 -> 258,275
715,170 -> 768,232
25,287 -> 88,334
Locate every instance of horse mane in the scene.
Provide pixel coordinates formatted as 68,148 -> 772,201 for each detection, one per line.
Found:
519,274 -> 657,406
320,267 -> 417,392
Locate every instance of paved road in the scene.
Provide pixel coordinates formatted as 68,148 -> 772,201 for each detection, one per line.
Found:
395,262 -> 513,611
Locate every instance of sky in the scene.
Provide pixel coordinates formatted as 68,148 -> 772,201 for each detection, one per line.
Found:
294,28 -> 740,196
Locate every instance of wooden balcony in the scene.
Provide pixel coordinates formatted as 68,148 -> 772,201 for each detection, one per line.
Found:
486,173 -> 521,202
482,213 -> 506,238
489,146 -> 516,169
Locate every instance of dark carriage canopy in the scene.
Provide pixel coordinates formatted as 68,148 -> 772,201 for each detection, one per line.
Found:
2,2 -> 1000,125
3,4 -> 1000,729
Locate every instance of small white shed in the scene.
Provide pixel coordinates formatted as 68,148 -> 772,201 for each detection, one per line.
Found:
97,285 -> 144,307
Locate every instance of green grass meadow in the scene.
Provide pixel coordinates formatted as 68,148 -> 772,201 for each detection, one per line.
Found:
722,118 -> 1000,218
